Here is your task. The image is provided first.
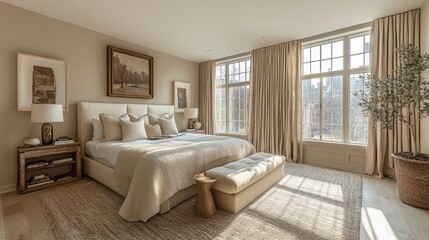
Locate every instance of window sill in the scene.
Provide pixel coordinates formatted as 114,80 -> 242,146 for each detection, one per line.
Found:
303,140 -> 367,150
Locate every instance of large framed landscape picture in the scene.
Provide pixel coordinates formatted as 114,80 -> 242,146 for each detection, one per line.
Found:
107,46 -> 154,99
17,53 -> 68,111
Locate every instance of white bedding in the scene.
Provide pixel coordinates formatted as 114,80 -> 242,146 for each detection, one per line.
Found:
94,134 -> 256,222
86,134 -> 203,167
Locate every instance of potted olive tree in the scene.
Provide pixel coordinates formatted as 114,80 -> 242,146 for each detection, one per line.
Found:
355,45 -> 429,209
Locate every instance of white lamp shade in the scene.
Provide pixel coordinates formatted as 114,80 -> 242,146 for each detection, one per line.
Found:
31,104 -> 64,123
184,108 -> 198,119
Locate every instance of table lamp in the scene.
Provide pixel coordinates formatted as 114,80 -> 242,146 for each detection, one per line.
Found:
31,104 -> 64,145
184,108 -> 198,129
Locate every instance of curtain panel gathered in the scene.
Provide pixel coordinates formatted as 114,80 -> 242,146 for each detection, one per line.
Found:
367,9 -> 420,178
199,61 -> 215,134
249,40 -> 302,163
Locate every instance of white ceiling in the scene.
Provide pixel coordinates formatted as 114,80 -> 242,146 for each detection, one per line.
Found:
1,0 -> 425,62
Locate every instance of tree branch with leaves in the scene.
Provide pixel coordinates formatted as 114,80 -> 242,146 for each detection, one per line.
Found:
354,45 -> 429,157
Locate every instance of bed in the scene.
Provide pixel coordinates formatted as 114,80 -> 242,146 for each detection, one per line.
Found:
77,102 -> 255,222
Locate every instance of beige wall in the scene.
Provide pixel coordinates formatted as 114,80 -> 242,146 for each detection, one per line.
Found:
0,2 -> 199,191
421,1 -> 429,154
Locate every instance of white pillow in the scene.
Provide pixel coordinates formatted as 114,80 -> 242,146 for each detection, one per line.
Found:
128,113 -> 149,124
148,113 -> 178,135
92,118 -> 104,140
120,117 -> 147,142
99,113 -> 129,142
158,117 -> 179,135
144,123 -> 163,138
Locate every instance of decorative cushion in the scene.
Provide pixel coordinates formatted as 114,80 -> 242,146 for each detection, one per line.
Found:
158,117 -> 179,135
148,113 -> 178,135
148,113 -> 172,124
128,113 -> 149,124
92,118 -> 104,140
120,117 -> 147,142
144,123 -> 163,138
99,113 -> 129,141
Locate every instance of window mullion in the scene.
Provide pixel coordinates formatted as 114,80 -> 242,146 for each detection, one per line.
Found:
344,36 -> 350,143
225,65 -> 229,134
319,77 -> 323,140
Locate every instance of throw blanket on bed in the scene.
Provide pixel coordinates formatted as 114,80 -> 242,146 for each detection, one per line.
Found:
112,134 -> 255,222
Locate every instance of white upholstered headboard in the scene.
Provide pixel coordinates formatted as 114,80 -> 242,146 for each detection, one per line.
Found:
77,101 -> 175,156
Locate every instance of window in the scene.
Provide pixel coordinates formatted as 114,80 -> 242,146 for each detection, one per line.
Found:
302,31 -> 370,144
215,57 -> 251,134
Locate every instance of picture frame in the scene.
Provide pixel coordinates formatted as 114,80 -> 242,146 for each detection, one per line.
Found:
17,53 -> 68,111
173,81 -> 191,113
107,46 -> 154,99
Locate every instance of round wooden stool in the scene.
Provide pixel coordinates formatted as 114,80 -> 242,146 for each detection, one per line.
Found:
193,173 -> 217,217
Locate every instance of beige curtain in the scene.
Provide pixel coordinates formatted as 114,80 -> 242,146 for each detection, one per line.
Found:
249,40 -> 302,163
367,9 -> 420,178
199,61 -> 215,134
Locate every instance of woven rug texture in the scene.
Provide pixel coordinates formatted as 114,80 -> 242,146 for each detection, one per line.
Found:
39,162 -> 362,240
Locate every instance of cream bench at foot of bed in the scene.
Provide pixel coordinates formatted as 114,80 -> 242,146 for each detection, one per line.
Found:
205,152 -> 285,213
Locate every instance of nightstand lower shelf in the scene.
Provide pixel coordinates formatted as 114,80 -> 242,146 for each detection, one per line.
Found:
24,177 -> 78,193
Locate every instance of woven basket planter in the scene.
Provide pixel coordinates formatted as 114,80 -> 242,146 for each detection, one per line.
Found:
392,153 -> 429,209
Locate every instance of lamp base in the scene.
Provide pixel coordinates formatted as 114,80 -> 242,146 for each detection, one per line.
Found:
41,122 -> 53,145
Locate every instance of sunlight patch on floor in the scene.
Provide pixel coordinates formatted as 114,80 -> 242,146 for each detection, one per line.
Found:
283,174 -> 344,202
362,206 -> 398,240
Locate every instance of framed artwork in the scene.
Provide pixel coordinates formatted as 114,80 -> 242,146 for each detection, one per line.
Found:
17,53 -> 68,111
107,46 -> 154,99
173,81 -> 191,113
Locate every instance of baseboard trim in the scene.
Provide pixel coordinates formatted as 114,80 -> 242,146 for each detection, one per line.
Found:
0,184 -> 16,194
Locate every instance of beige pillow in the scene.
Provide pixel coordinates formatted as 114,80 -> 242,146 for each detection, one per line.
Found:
144,123 -> 163,138
148,113 -> 178,135
158,117 -> 179,135
92,118 -> 104,140
120,117 -> 147,142
99,113 -> 129,141
148,113 -> 172,124
128,113 -> 149,124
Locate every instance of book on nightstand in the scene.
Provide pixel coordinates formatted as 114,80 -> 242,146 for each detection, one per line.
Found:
53,137 -> 75,145
55,173 -> 73,181
27,175 -> 54,188
26,160 -> 50,169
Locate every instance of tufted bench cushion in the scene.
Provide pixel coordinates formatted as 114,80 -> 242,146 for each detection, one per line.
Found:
205,152 -> 285,213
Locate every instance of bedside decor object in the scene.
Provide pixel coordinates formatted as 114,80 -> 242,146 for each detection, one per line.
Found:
193,121 -> 202,130
174,81 -> 191,113
184,107 -> 198,129
23,137 -> 41,147
193,173 -> 217,218
17,53 -> 68,111
107,46 -> 154,99
31,104 -> 64,145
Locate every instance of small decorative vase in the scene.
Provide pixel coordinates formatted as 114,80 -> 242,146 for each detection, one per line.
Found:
23,138 -> 41,147
194,121 -> 202,130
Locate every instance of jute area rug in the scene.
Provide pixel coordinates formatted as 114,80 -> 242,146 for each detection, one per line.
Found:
39,162 -> 362,240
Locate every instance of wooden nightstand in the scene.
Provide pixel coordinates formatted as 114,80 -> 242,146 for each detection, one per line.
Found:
17,142 -> 82,194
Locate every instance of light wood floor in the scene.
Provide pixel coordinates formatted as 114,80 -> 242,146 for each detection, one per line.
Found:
1,174 -> 428,240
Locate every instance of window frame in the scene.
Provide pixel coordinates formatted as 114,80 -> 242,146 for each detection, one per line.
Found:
301,30 -> 371,145
214,56 -> 251,135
